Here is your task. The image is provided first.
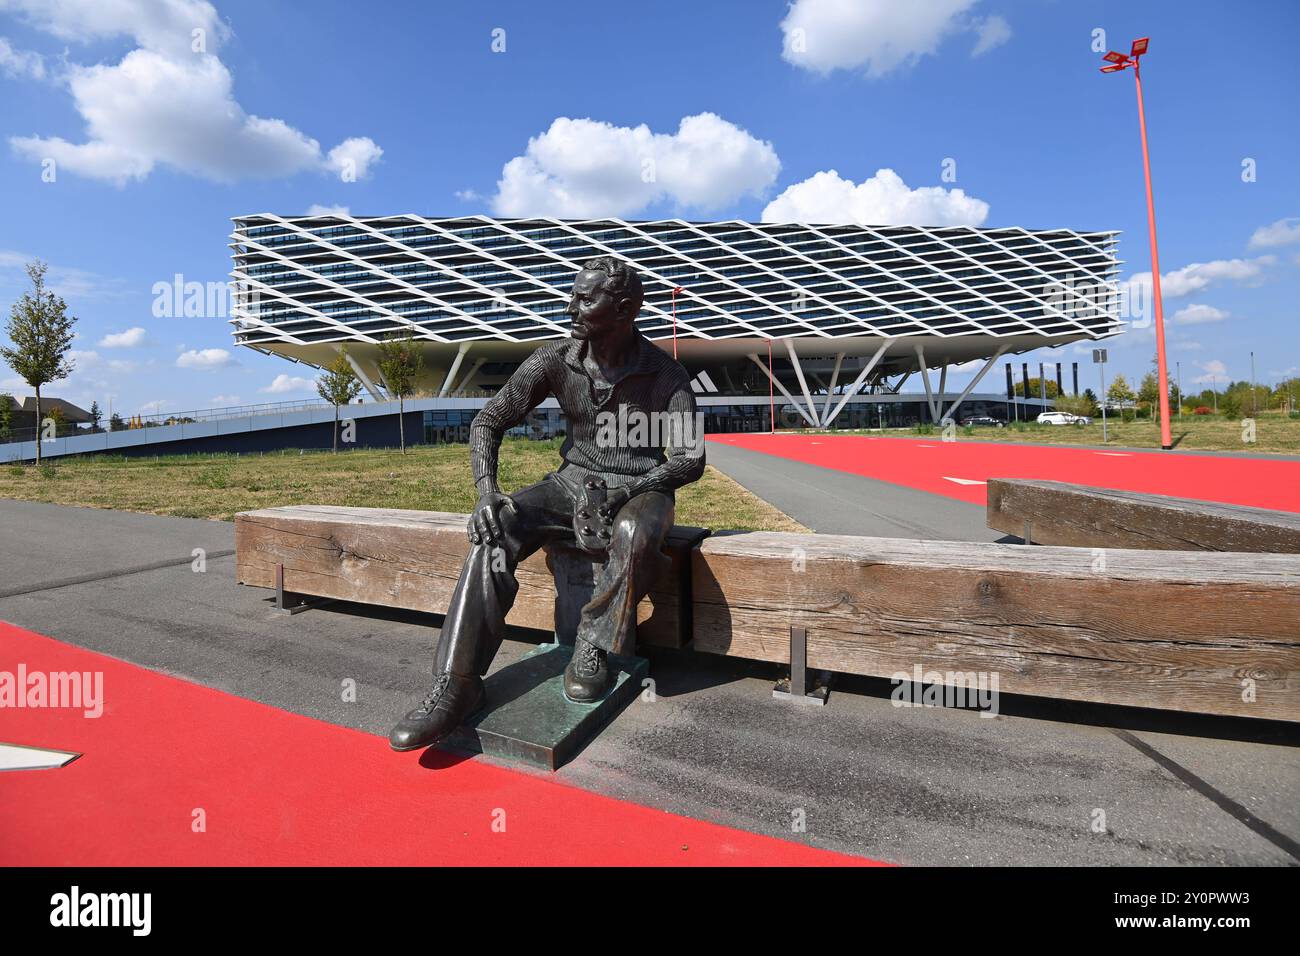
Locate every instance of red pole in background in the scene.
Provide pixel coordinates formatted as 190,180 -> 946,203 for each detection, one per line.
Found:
1101,37 -> 1172,449
1133,60 -> 1172,450
759,338 -> 769,434
671,286 -> 684,360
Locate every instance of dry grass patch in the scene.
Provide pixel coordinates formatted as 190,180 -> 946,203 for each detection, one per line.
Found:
0,439 -> 804,532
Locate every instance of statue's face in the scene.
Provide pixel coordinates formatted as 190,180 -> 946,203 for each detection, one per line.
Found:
566,269 -> 631,340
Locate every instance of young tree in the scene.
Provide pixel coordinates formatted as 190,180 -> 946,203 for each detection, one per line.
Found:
109,411 -> 125,432
45,404 -> 66,437
1107,373 -> 1135,407
0,261 -> 77,463
88,400 -> 102,433
1014,377 -> 1060,399
317,348 -> 362,452
376,333 -> 425,454
0,393 -> 12,443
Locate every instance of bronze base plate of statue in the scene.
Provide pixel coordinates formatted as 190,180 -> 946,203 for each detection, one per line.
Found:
389,256 -> 704,761
444,641 -> 648,771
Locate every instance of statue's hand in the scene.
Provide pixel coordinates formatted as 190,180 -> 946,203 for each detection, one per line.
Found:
595,486 -> 631,523
468,491 -> 513,546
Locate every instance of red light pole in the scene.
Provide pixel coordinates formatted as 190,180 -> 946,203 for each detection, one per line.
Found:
1101,36 -> 1173,449
671,285 -> 684,360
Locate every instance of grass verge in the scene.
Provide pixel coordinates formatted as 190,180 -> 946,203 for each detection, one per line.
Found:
0,438 -> 805,531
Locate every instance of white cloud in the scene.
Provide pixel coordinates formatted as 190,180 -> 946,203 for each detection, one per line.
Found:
0,35 -> 44,78
970,15 -> 1011,56
1191,359 -> 1228,385
210,393 -> 241,405
3,0 -> 382,184
0,0 -> 226,56
1248,217 -> 1300,249
780,0 -> 993,77
138,399 -> 169,414
327,137 -> 382,181
1171,303 -> 1229,325
99,326 -> 147,348
262,373 -> 315,394
0,250 -> 129,299
176,347 -> 234,369
306,204 -> 350,217
491,112 -> 781,218
762,168 -> 989,226
1129,255 -> 1275,300
455,188 -> 481,202
1173,340 -> 1203,351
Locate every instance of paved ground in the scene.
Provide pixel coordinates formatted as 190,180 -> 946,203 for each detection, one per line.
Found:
1,497 -> 1296,865
702,440 -> 1005,540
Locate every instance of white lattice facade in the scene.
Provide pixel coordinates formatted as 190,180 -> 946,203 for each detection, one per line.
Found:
229,214 -> 1121,425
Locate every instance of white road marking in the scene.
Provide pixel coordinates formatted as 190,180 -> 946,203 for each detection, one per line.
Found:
0,742 -> 81,771
942,477 -> 988,486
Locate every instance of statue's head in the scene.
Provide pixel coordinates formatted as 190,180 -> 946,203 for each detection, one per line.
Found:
566,256 -> 643,342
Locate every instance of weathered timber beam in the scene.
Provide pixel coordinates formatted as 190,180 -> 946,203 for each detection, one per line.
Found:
234,505 -> 703,648
987,479 -> 1300,553
690,531 -> 1300,721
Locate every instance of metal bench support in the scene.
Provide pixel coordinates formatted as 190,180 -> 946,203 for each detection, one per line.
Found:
773,625 -> 832,706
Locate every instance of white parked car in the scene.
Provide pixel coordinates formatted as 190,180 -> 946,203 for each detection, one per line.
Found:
1037,411 -> 1092,426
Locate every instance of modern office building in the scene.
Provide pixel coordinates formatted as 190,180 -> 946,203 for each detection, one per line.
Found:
229,214 -> 1122,431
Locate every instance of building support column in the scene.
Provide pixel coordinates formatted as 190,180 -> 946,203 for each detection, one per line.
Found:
941,344 -> 1011,422
784,339 -> 821,427
438,342 -> 471,397
914,344 -> 940,422
336,344 -> 386,401
746,353 -> 818,428
821,352 -> 845,421
451,356 -> 486,396
823,338 -> 894,428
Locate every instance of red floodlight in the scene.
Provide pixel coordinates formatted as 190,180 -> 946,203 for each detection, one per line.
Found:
1130,37 -> 1149,57
1103,50 -> 1127,63
1100,64 -> 1125,73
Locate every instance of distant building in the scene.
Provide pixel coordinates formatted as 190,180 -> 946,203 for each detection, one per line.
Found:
1,395 -> 93,432
230,214 -> 1122,429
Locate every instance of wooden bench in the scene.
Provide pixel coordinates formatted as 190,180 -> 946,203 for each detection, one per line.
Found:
987,478 -> 1300,552
234,505 -> 706,649
690,532 -> 1300,722
235,505 -> 1300,722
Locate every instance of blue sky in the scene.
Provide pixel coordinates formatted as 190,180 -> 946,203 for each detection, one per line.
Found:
0,0 -> 1296,417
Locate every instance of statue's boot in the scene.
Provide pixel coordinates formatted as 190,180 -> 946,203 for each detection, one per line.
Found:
563,637 -> 610,703
389,671 -> 485,751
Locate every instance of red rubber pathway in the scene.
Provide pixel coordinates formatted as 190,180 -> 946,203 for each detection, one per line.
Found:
0,622 -> 879,866
710,433 -> 1300,513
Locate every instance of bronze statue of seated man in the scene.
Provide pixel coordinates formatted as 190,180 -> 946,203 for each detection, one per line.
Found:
390,256 -> 706,752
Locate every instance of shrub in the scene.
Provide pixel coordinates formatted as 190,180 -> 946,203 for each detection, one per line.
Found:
1053,394 -> 1096,417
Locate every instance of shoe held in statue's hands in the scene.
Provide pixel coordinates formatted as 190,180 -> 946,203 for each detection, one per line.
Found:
563,638 -> 610,703
389,672 -> 485,751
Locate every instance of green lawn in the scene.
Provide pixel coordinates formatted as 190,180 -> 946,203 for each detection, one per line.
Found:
0,438 -> 805,531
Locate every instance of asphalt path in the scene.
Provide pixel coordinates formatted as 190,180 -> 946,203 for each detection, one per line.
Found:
1,496 -> 1296,865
